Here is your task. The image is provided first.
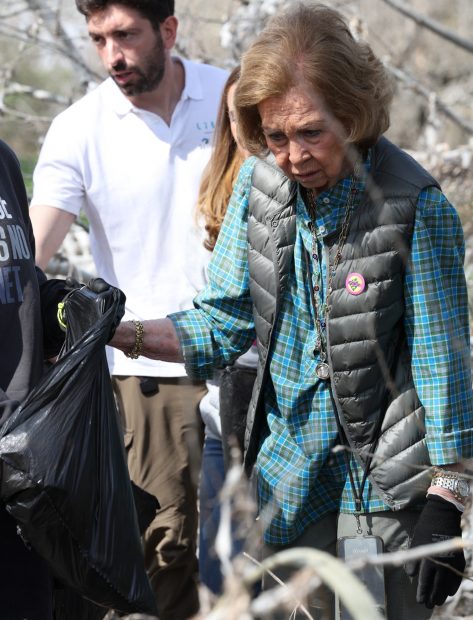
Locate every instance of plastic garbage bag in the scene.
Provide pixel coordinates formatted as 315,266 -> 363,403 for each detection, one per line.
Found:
0,282 -> 157,616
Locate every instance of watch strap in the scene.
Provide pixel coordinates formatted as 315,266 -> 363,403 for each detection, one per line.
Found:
430,468 -> 470,503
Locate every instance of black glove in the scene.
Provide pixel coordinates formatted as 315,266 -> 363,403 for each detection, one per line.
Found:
64,276 -> 82,291
42,274 -> 93,359
93,278 -> 125,338
405,495 -> 465,609
85,277 -> 126,341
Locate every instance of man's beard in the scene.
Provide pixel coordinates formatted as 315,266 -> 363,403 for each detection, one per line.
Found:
111,32 -> 165,96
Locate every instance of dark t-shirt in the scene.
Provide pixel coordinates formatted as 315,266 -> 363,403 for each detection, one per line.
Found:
0,140 -> 66,424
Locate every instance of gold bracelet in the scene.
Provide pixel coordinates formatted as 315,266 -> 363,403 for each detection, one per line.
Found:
432,466 -> 464,480
124,320 -> 144,359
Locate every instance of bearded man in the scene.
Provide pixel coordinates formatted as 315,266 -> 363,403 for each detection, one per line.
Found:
29,2 -> 228,618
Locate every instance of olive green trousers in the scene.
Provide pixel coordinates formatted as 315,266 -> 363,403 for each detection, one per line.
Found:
113,375 -> 206,620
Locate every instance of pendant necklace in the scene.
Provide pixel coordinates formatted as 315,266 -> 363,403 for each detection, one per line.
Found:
306,167 -> 360,381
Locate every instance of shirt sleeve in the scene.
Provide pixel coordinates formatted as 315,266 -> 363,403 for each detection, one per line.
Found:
404,186 -> 473,464
169,158 -> 257,379
30,112 -> 84,216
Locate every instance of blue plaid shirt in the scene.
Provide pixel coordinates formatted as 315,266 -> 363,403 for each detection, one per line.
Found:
171,152 -> 473,544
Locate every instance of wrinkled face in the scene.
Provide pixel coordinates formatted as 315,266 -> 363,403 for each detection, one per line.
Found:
258,82 -> 350,194
87,5 -> 170,97
227,83 -> 249,158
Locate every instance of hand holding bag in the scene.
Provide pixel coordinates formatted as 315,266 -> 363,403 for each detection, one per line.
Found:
0,283 -> 157,615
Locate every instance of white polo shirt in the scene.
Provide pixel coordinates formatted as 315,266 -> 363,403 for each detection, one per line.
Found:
31,58 -> 228,377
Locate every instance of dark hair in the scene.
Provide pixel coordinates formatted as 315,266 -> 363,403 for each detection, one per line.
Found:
236,2 -> 394,154
75,0 -> 174,30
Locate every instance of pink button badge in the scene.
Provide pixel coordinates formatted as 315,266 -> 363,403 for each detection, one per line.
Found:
345,272 -> 366,296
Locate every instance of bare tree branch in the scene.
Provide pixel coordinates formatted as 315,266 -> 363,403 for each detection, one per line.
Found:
380,0 -> 473,54
24,0 -> 101,83
386,62 -> 473,136
347,536 -> 472,571
5,81 -> 71,106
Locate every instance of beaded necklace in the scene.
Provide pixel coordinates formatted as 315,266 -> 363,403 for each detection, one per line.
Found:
305,167 -> 360,380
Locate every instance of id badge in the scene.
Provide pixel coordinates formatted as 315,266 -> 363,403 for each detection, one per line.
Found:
336,536 -> 386,619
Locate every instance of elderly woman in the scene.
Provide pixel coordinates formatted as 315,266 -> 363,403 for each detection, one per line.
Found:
111,4 -> 473,618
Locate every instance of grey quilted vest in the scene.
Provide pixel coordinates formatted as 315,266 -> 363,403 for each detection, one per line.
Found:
245,137 -> 440,511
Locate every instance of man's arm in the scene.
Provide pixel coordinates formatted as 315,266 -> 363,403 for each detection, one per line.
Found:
109,158 -> 258,374
29,205 -> 75,270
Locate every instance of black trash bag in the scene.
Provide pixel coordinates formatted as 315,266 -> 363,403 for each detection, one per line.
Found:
0,282 -> 158,616
53,481 -> 159,620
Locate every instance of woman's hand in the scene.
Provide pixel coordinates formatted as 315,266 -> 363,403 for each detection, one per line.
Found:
109,318 -> 184,363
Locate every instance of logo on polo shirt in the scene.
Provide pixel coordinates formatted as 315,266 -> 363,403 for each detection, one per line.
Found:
196,120 -> 215,148
196,120 -> 216,131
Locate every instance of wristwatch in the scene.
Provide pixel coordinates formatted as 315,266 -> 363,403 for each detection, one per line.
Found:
431,469 -> 471,503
